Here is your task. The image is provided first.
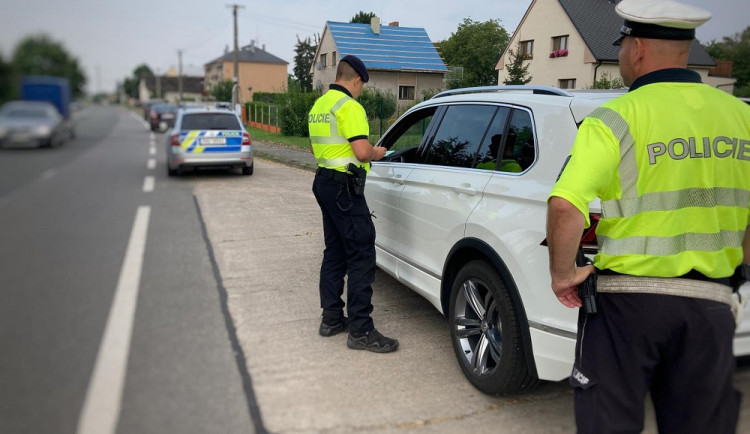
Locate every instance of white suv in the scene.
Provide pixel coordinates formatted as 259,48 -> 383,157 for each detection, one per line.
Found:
366,85 -> 750,395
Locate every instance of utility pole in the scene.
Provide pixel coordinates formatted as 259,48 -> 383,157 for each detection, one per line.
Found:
155,68 -> 161,100
177,49 -> 184,103
227,3 -> 244,106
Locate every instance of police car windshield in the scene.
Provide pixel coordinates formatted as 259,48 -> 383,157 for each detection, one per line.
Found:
181,113 -> 241,130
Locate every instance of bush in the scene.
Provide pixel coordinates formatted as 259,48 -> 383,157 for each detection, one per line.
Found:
253,92 -> 280,104
275,91 -> 317,137
358,88 -> 396,121
588,72 -> 625,89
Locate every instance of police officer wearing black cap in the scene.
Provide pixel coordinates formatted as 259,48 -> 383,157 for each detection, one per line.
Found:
546,0 -> 750,432
308,54 -> 399,353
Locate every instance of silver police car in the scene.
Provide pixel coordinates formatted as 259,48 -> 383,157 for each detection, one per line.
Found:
166,107 -> 253,176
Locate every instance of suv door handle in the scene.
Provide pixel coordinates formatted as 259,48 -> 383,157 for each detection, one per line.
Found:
393,174 -> 405,185
453,183 -> 477,195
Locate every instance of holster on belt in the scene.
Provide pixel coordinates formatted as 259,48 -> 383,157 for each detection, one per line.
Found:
346,163 -> 366,196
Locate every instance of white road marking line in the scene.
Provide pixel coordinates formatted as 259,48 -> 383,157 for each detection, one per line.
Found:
149,147 -> 156,156
40,169 -> 57,181
142,176 -> 155,192
127,110 -> 149,129
147,158 -> 156,170
76,206 -> 151,434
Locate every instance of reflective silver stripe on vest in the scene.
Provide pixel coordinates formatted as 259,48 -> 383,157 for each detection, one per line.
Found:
602,187 -> 750,218
597,275 -> 734,306
316,156 -> 361,168
588,107 -> 748,256
310,135 -> 347,145
597,230 -> 744,256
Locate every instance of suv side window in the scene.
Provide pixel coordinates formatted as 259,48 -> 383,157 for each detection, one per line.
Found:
504,109 -> 536,171
475,107 -> 511,171
420,105 -> 497,168
379,106 -> 437,163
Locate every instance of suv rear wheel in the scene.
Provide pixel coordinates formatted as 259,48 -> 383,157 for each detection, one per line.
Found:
448,260 -> 537,395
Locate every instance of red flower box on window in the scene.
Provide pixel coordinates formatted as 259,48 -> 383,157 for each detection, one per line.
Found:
549,49 -> 569,58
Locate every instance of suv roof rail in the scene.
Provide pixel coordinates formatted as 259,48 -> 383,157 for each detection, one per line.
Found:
432,85 -> 573,99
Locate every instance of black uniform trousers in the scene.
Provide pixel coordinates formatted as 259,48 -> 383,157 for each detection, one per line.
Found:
570,291 -> 740,434
312,169 -> 376,334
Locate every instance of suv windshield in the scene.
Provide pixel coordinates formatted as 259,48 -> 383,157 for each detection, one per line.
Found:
181,113 -> 241,130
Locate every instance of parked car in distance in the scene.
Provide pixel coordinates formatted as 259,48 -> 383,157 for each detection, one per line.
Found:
149,103 -> 179,132
166,107 -> 253,176
365,85 -> 750,396
0,100 -> 73,148
142,99 -> 164,121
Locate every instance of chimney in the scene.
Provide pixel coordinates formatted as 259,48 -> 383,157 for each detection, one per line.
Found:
224,45 -> 229,54
389,21 -> 399,27
371,16 -> 381,35
262,44 -> 266,51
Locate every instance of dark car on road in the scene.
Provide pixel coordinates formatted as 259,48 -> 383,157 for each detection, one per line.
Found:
149,103 -> 179,132
142,99 -> 164,121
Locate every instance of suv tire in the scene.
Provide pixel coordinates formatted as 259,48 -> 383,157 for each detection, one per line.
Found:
448,260 -> 538,395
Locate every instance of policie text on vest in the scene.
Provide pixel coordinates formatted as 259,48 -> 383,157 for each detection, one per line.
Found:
309,113 -> 331,124
647,136 -> 749,165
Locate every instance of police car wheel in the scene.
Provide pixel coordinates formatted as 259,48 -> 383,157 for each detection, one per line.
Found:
167,166 -> 179,176
448,260 -> 537,395
241,164 -> 253,176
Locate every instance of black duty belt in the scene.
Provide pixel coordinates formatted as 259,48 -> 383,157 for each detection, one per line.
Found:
597,268 -> 733,288
316,167 -> 349,183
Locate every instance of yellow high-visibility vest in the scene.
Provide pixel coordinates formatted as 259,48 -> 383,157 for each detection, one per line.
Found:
550,81 -> 750,278
308,87 -> 370,173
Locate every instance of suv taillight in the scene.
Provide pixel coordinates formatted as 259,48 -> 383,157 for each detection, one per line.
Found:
580,213 -> 600,254
242,131 -> 251,145
539,212 -> 600,253
169,133 -> 181,147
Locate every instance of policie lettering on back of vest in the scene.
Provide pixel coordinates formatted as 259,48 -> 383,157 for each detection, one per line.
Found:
309,113 -> 331,124
647,136 -> 750,165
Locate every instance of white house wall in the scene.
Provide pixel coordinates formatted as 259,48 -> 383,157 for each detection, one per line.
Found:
499,0 -> 598,88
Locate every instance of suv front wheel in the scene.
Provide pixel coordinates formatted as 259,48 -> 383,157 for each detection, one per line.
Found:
448,260 -> 537,395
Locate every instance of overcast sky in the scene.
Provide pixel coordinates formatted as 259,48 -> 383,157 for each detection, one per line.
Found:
0,0 -> 747,94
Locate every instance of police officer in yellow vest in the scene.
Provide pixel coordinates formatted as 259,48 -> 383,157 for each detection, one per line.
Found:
309,55 -> 398,353
546,0 -> 750,432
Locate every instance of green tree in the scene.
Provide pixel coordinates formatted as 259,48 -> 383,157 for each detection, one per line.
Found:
211,79 -> 234,101
122,64 -> 153,99
440,18 -> 510,89
11,34 -> 87,97
503,48 -> 532,85
0,53 -> 14,103
351,11 -> 376,24
588,72 -> 625,89
293,35 -> 317,92
704,26 -> 750,97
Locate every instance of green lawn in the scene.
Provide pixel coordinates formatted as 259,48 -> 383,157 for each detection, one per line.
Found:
246,126 -> 382,149
246,126 -> 311,149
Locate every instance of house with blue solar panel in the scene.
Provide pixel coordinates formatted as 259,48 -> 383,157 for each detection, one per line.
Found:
311,17 -> 447,109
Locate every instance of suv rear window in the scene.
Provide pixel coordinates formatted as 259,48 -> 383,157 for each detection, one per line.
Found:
181,113 -> 241,130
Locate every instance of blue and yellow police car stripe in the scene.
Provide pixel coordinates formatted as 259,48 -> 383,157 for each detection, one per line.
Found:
178,130 -> 244,153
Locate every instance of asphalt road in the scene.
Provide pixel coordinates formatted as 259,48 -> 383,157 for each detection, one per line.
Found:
0,106 -> 256,434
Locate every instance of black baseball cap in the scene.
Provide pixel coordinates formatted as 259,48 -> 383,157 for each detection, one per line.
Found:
341,55 -> 369,83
